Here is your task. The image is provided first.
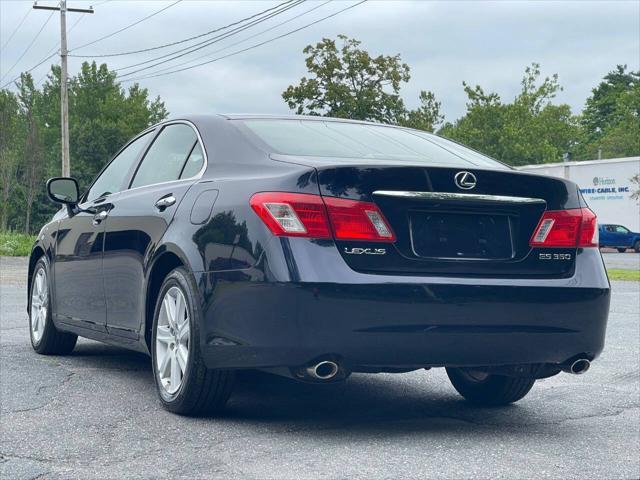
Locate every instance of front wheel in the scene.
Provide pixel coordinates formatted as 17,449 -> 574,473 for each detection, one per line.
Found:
617,248 -> 627,253
151,267 -> 234,415
29,257 -> 77,355
633,240 -> 640,253
446,367 -> 535,406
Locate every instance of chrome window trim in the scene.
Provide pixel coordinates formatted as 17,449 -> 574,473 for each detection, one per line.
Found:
80,119 -> 208,206
126,119 -> 208,193
373,191 -> 546,204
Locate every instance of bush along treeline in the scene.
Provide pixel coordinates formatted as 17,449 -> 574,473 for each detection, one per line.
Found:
0,62 -> 167,234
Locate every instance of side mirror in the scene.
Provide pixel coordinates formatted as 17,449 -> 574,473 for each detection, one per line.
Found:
47,177 -> 80,205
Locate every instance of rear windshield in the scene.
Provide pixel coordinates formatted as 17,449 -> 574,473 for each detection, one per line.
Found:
240,119 -> 507,169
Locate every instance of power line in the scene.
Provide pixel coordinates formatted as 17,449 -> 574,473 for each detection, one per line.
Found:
1,51 -> 58,89
0,5 -> 32,53
3,6 -> 90,89
70,0 -> 181,51
34,13 -> 86,86
124,0 -> 367,83
28,1 -> 95,178
0,11 -> 55,85
43,14 -> 85,61
34,1 -> 113,86
137,0 -> 332,79
28,0 -> 306,89
69,0 -> 296,58
114,0 -> 304,75
27,0 -> 301,87
69,13 -> 85,33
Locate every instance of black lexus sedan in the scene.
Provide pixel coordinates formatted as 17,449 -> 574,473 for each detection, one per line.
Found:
29,115 -> 610,415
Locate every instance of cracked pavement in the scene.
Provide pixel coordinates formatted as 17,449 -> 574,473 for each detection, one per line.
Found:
1,255 -> 639,479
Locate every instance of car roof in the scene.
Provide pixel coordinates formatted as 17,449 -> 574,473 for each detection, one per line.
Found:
216,113 -> 405,128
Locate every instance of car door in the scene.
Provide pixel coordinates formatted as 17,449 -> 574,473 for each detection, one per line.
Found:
614,226 -> 632,247
52,131 -> 155,330
600,225 -> 614,246
102,122 -> 206,337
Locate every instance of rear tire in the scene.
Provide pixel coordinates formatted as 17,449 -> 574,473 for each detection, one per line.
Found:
633,241 -> 640,253
446,367 -> 535,406
29,257 -> 77,355
617,248 -> 627,253
151,267 -> 235,415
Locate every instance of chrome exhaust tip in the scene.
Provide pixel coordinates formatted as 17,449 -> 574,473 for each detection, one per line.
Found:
564,358 -> 591,375
306,360 -> 339,380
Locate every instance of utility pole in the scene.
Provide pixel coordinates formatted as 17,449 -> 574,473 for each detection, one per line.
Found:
33,1 -> 93,177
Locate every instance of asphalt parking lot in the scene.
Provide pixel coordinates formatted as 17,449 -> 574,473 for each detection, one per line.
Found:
1,254 -> 639,480
601,250 -> 640,270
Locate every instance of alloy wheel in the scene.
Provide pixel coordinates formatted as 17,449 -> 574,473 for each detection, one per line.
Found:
30,267 -> 48,344
155,286 -> 190,395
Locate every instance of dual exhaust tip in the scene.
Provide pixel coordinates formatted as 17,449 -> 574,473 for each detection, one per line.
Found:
303,358 -> 591,380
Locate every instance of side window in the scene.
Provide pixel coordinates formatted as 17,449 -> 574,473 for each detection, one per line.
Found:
180,142 -> 205,179
130,124 -> 197,189
85,131 -> 152,203
615,226 -> 630,234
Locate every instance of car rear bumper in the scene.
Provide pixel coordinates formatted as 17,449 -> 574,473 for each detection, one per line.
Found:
195,280 -> 610,372
193,239 -> 610,372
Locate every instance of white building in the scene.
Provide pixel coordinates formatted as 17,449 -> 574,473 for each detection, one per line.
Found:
519,157 -> 640,232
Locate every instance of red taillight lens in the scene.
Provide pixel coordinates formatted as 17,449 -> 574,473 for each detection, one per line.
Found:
250,192 -> 331,238
529,208 -> 598,248
250,192 -> 396,242
323,197 -> 395,242
578,208 -> 598,247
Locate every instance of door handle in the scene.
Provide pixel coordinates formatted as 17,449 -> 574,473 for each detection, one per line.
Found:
93,210 -> 108,226
155,195 -> 176,210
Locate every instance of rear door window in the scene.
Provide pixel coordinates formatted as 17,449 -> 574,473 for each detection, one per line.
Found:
130,124 -> 198,189
180,142 -> 205,179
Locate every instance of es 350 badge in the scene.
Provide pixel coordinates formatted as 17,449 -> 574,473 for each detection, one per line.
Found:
539,253 -> 572,260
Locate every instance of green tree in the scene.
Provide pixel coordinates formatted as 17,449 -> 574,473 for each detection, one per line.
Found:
399,90 -> 444,132
283,35 -> 441,129
0,89 -> 22,231
16,73 -> 45,234
630,173 -> 640,202
67,62 -> 168,188
439,64 -> 581,166
1,61 -> 168,233
582,65 -> 639,134
283,35 -> 409,122
577,65 -> 640,159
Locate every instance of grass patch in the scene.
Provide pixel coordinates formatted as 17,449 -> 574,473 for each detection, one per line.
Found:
607,269 -> 640,281
0,231 -> 36,256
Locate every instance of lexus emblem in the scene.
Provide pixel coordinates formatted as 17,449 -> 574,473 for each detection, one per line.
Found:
454,171 -> 477,190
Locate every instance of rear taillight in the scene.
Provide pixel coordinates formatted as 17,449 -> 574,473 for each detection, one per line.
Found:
529,208 -> 598,248
249,193 -> 331,238
323,197 -> 395,242
250,192 -> 395,242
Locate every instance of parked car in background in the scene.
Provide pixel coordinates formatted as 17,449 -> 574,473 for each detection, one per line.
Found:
28,115 -> 610,415
599,224 -> 640,252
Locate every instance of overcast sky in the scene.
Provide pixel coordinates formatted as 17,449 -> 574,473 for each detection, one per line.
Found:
1,0 -> 639,122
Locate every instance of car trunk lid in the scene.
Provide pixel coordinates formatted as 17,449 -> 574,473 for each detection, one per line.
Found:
288,160 -> 582,278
